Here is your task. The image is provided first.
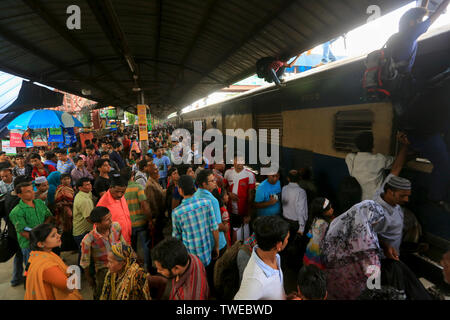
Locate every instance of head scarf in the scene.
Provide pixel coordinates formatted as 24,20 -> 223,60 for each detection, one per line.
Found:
111,242 -> 135,266
100,243 -> 149,300
46,171 -> 61,205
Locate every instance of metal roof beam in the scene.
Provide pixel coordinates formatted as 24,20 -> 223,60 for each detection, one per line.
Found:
0,61 -> 110,105
87,0 -> 143,94
154,0 -> 163,89
176,0 -> 299,108
0,25 -> 123,104
21,0 -> 130,97
167,0 -> 219,97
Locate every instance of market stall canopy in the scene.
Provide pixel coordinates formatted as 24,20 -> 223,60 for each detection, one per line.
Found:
0,0 -> 412,118
7,109 -> 83,130
0,71 -> 64,137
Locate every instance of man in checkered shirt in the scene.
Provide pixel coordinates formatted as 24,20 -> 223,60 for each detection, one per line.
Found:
172,175 -> 220,267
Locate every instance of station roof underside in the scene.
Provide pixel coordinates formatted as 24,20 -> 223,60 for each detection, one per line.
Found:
0,0 -> 411,118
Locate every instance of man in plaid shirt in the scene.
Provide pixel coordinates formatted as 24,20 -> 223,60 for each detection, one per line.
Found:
172,175 -> 219,267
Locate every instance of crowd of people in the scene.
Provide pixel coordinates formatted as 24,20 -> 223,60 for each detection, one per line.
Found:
0,2 -> 449,301
0,121 -> 449,301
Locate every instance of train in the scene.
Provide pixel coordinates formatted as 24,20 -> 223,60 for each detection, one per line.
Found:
169,25 -> 450,289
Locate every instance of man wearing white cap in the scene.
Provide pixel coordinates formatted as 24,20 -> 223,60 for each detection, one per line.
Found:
34,176 -> 49,204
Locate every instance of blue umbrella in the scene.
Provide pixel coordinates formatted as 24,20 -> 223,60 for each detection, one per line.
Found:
7,109 -> 83,130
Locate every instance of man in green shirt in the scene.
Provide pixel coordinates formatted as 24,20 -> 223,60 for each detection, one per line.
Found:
9,182 -> 53,265
73,177 -> 94,266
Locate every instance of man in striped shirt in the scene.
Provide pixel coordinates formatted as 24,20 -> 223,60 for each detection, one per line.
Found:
80,206 -> 126,300
122,167 -> 151,271
152,237 -> 210,300
172,175 -> 219,267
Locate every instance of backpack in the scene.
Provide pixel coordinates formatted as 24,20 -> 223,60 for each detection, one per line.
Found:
362,46 -> 399,100
0,218 -> 19,263
256,57 -> 276,79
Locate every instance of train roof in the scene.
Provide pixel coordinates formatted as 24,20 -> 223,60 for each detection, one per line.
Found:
180,23 -> 450,115
0,0 -> 411,118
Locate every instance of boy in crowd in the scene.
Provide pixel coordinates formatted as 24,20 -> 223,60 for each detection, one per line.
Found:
80,206 -> 126,300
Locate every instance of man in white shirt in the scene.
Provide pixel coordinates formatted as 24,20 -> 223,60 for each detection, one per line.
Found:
234,216 -> 289,300
281,170 -> 308,236
224,156 -> 255,241
373,139 -> 411,259
345,132 -> 394,200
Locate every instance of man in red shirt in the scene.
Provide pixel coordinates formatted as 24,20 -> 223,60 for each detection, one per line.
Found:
97,177 -> 132,244
224,156 -> 255,241
30,153 -> 56,180
122,134 -> 131,159
152,237 -> 210,300
257,54 -> 301,87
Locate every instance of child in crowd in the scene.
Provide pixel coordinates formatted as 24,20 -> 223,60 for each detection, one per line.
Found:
54,174 -> 75,234
289,265 -> 327,300
303,197 -> 335,269
212,188 -> 231,247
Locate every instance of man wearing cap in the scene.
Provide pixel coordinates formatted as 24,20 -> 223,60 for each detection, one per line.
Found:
374,174 -> 411,260
372,138 -> 411,260
34,176 -> 49,204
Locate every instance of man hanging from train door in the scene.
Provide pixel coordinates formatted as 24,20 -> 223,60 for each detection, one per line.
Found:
385,0 -> 450,212
384,0 -> 448,115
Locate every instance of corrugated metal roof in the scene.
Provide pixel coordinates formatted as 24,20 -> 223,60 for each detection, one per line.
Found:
0,0 -> 412,118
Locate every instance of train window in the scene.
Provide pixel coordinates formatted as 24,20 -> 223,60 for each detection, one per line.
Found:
333,110 -> 374,152
255,112 -> 283,146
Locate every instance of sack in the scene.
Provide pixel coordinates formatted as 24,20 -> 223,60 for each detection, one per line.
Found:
213,240 -> 243,300
362,48 -> 399,99
256,57 -> 276,79
0,219 -> 19,263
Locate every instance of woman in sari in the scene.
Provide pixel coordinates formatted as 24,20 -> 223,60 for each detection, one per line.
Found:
25,224 -> 82,300
54,173 -> 75,233
321,200 -> 389,300
46,171 -> 61,206
100,242 -> 151,300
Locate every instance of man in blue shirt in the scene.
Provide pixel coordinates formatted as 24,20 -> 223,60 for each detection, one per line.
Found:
254,169 -> 282,217
109,142 -> 125,169
154,146 -> 171,189
387,0 -> 450,211
386,0 -> 449,114
56,148 -> 75,175
194,169 -> 228,255
172,175 -> 219,267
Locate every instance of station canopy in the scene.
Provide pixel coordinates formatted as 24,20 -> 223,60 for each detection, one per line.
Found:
0,0 -> 412,118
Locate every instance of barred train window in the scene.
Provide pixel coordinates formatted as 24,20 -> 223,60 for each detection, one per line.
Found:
334,110 -> 374,152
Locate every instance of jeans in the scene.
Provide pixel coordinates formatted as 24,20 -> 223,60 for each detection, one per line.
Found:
158,177 -> 167,189
131,226 -> 150,271
269,68 -> 281,86
22,247 -> 31,267
11,250 -> 24,285
322,40 -> 337,63
73,232 -> 89,268
409,133 -> 450,202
